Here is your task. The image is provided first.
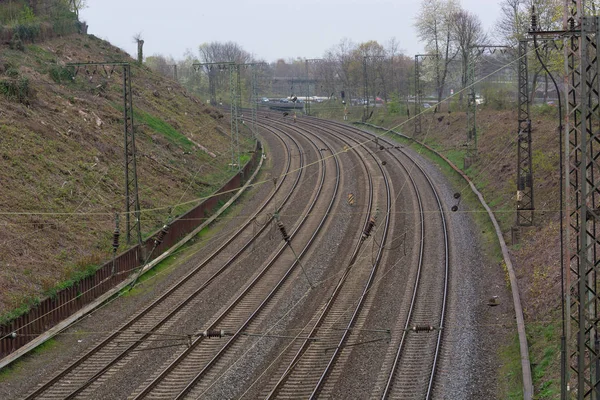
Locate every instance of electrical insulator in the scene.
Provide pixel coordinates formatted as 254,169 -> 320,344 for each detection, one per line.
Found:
531,6 -> 537,31
202,329 -> 227,338
277,221 -> 290,242
112,228 -> 120,253
155,224 -> 169,246
362,217 -> 376,239
411,325 -> 435,332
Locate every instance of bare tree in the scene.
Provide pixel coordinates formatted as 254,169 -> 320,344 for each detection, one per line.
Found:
415,0 -> 460,108
69,0 -> 86,19
451,10 -> 486,101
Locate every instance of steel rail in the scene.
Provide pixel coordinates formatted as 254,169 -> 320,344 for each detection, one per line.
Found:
131,120 -> 339,399
321,119 -> 449,399
303,119 -> 424,399
264,119 -> 391,399
170,119 -> 344,399
23,127 -> 299,400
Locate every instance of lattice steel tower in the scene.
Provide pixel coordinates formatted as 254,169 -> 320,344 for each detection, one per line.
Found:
564,1 -> 600,398
516,40 -> 534,226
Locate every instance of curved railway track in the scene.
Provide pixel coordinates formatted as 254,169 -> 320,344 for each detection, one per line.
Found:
260,118 -> 392,399
128,120 -> 343,399
21,114 -> 453,399
309,118 -> 450,399
23,124 -> 311,399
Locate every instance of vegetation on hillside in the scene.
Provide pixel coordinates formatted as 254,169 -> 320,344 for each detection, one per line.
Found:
0,32 -> 253,323
0,0 -> 85,47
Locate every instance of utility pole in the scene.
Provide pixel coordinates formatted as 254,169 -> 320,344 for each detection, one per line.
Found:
516,39 -> 534,227
67,62 -> 142,249
363,56 -> 368,121
363,55 -> 386,122
236,62 -> 266,139
564,5 -> 600,399
532,2 -> 600,398
171,64 -> 178,81
304,58 -> 323,116
465,45 -> 511,167
414,54 -> 437,137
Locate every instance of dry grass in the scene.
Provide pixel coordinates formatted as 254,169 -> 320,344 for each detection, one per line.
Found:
0,33 -> 252,318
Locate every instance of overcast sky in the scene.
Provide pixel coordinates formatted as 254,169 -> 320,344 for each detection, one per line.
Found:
80,0 -> 503,63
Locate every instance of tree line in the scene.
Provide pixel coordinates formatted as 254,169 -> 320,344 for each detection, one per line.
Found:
145,0 -> 581,111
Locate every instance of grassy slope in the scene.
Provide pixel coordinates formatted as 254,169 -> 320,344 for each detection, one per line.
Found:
313,102 -> 562,398
0,33 -> 253,321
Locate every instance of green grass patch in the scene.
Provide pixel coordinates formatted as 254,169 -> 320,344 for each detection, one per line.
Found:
122,223 -> 220,298
0,338 -> 59,382
500,333 -> 525,399
111,103 -> 194,152
0,295 -> 40,326
528,321 -> 561,399
134,110 -> 194,151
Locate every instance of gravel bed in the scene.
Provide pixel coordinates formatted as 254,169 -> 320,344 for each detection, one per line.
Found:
413,148 -> 514,399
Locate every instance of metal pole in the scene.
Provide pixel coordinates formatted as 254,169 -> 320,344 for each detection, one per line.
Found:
123,64 -> 143,248
305,60 -> 310,116
229,65 -> 237,171
516,39 -> 534,226
363,56 -> 368,121
252,65 -> 257,138
236,65 -> 241,171
414,55 -> 421,137
67,62 -> 142,250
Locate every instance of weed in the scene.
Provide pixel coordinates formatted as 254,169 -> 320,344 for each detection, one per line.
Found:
528,322 -> 561,399
9,33 -> 24,51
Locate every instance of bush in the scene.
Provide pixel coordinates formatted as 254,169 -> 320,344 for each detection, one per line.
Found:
49,65 -> 74,83
387,94 -> 401,115
481,85 -> 513,110
15,22 -> 40,42
0,77 -> 35,104
9,33 -> 24,50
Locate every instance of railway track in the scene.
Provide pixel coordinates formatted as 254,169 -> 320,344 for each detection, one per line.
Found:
22,125 -> 312,399
21,114 -> 452,399
311,118 -> 450,399
127,119 -> 342,399
260,118 -> 392,399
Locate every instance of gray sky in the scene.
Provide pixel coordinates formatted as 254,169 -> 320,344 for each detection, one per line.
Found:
80,0 -> 503,63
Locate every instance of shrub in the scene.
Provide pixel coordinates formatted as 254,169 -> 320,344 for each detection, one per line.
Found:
49,65 -> 74,83
9,33 -> 24,50
15,22 -> 40,42
0,77 -> 35,104
387,94 -> 401,115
